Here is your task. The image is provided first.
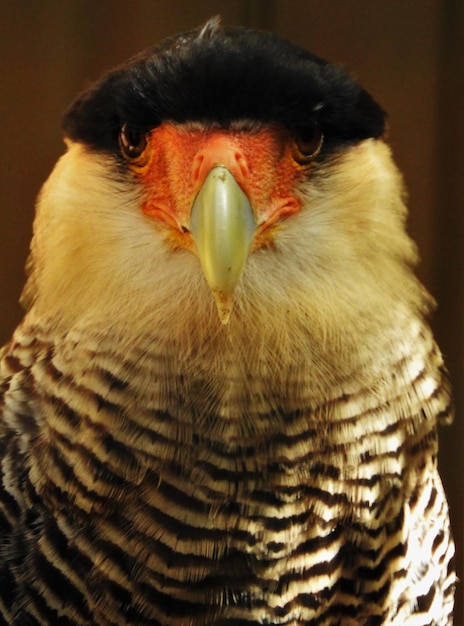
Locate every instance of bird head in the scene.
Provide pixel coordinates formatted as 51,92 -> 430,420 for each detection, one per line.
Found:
24,18 -> 426,375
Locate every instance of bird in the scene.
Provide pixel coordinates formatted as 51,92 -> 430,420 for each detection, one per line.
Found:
0,16 -> 456,626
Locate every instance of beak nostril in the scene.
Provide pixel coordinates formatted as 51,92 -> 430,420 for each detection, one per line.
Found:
192,154 -> 205,185
234,151 -> 249,180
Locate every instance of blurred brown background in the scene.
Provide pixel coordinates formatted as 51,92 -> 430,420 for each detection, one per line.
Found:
0,0 -> 463,621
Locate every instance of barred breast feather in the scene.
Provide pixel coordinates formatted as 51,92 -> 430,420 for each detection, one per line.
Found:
0,298 -> 454,624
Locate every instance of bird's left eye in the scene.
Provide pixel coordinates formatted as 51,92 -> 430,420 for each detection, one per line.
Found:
293,125 -> 323,164
119,124 -> 148,160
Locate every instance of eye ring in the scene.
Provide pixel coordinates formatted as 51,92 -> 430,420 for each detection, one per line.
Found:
293,125 -> 324,164
119,124 -> 148,160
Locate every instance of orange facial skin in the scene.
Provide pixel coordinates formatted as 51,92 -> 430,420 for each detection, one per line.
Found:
129,122 -> 314,250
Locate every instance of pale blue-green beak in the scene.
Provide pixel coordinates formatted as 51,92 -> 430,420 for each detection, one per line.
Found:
190,166 -> 256,324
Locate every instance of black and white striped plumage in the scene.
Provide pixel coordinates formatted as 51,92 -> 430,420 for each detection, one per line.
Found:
0,19 -> 455,625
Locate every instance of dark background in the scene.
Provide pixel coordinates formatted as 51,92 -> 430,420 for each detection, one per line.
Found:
1,1 -> 462,621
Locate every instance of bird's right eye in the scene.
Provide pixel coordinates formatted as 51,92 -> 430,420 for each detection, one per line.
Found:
292,125 -> 323,165
119,124 -> 148,160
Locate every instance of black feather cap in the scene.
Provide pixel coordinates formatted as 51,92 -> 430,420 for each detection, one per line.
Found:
63,18 -> 386,153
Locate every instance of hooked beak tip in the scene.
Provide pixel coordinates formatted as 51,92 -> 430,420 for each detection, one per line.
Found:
213,291 -> 233,325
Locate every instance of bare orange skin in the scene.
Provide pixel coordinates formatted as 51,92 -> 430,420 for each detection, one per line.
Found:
129,122 -> 313,250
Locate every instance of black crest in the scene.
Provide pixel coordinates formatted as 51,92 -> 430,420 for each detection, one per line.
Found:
63,18 -> 385,153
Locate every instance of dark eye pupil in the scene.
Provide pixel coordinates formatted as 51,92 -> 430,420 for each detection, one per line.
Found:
120,124 -> 147,158
295,125 -> 323,159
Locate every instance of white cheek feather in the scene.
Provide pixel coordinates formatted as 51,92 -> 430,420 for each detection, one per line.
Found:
26,143 -> 214,333
234,139 -> 430,377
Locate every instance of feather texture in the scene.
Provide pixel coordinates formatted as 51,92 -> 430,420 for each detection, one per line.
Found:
0,20 -> 455,626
